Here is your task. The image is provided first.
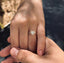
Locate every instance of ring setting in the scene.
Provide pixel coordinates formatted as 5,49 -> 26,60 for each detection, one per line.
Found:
30,31 -> 36,35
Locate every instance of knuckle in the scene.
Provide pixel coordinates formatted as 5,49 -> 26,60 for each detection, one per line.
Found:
17,50 -> 22,61
30,15 -> 37,25
33,16 -> 37,22
14,13 -> 28,25
11,18 -> 28,27
20,17 -> 28,24
39,30 -> 45,37
14,14 -> 21,22
39,24 -> 45,32
38,25 -> 45,37
31,14 -> 37,22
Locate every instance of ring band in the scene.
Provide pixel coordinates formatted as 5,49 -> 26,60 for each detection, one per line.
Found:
30,31 -> 36,35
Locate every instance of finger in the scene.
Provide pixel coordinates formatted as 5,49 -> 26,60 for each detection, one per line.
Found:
1,57 -> 14,63
10,16 -> 19,47
1,56 -> 19,63
1,57 -> 16,63
10,48 -> 38,63
29,15 -> 37,52
0,45 -> 11,57
45,38 -> 64,54
19,15 -> 28,49
46,38 -> 61,49
7,37 -> 11,43
37,24 -> 46,56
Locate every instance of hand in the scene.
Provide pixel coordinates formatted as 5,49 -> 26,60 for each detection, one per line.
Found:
10,38 -> 64,63
10,0 -> 45,55
0,45 -> 18,63
0,39 -> 19,63
1,38 -> 64,63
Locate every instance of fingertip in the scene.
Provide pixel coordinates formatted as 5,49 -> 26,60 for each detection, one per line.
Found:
10,48 -> 19,58
7,37 -> 10,43
37,49 -> 44,56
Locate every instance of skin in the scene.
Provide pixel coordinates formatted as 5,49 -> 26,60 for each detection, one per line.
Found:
0,38 -> 64,63
0,1 -> 64,63
0,0 -> 64,63
10,0 -> 46,55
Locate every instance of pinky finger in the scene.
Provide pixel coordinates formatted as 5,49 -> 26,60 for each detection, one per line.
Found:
37,24 -> 46,56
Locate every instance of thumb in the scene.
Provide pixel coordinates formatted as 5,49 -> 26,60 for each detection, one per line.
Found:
45,38 -> 63,54
10,48 -> 38,63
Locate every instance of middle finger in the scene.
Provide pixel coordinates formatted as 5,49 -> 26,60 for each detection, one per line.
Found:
20,16 -> 28,49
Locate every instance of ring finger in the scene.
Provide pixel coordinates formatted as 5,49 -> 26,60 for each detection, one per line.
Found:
29,15 -> 37,52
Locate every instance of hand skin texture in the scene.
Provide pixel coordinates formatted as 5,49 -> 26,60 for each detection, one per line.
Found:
0,38 -> 64,63
10,0 -> 46,56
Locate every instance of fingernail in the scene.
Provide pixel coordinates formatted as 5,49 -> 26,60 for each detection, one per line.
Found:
11,48 -> 19,58
38,50 -> 43,56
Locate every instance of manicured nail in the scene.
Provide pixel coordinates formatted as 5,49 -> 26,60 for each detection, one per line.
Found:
11,48 -> 19,58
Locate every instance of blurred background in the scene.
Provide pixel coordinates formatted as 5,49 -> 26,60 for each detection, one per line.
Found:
43,0 -> 64,50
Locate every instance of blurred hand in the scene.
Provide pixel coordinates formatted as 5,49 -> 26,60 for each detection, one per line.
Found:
10,0 -> 45,55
